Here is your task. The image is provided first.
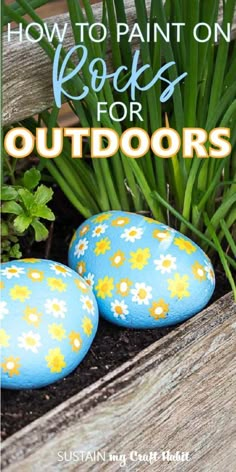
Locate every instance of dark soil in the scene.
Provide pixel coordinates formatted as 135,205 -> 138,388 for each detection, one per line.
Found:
1,189 -> 231,440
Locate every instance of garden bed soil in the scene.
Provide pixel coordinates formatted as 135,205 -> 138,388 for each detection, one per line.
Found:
1,189 -> 232,441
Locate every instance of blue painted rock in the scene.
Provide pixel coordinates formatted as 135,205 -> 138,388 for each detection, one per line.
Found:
68,211 -> 215,329
0,259 -> 98,389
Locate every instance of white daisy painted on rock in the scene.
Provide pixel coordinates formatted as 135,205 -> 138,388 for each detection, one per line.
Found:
1,265 -> 25,279
121,226 -> 144,243
0,301 -> 9,320
131,283 -> 152,305
74,238 -> 89,258
44,299 -> 67,318
92,224 -> 108,238
49,263 -> 72,277
18,331 -> 41,353
81,295 -> 95,315
204,260 -> 215,284
111,300 -> 129,320
154,254 -> 177,274
84,273 -> 95,288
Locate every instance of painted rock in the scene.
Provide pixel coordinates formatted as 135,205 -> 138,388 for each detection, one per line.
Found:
0,259 -> 98,389
68,211 -> 215,329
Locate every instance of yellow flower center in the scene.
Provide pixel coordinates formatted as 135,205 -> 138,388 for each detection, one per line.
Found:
9,269 -> 17,274
86,300 -> 92,309
115,306 -> 123,315
162,260 -> 171,268
138,289 -> 147,299
99,241 -> 106,250
53,358 -> 61,369
177,282 -> 185,291
129,230 -> 137,236
52,303 -> 60,311
55,265 -> 67,273
26,336 -> 37,346
136,254 -> 144,262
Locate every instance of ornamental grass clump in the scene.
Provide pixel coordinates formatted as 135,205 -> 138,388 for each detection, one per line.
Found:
3,0 -> 236,296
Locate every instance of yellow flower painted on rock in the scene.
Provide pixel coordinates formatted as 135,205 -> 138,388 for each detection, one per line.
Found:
110,250 -> 125,268
116,278 -> 133,297
10,285 -> 31,302
69,331 -> 82,351
152,229 -> 171,241
149,299 -> 169,320
192,262 -> 206,281
23,307 -> 42,327
2,356 -> 20,377
144,216 -> 159,224
95,276 -> 114,299
48,323 -> 66,341
111,216 -> 130,227
0,281 -> 4,289
77,261 -> 86,276
174,237 -> 196,255
0,329 -> 10,347
50,264 -> 71,277
81,295 -> 95,315
18,331 -> 41,353
45,347 -> 66,373
129,248 -> 150,270
82,317 -> 93,336
93,213 -> 112,223
168,274 -> 190,299
47,278 -> 67,292
27,269 -> 44,282
79,224 -> 90,236
94,237 -> 111,256
74,278 -> 89,293
92,224 -> 108,238
21,259 -> 39,263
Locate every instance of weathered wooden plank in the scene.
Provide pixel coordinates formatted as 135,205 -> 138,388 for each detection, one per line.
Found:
1,292 -> 235,471
3,1 -> 236,126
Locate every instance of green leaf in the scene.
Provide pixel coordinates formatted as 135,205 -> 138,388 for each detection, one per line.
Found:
9,243 -> 22,260
18,188 -> 35,209
1,201 -> 23,215
204,213 -> 236,300
23,168 -> 41,190
1,186 -> 18,201
13,214 -> 32,233
1,221 -> 9,236
31,219 -> 49,241
32,205 -> 55,221
33,185 -> 54,206
3,0 -> 49,25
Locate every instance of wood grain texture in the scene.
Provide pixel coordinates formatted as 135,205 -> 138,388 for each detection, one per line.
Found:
3,1 -> 236,126
1,293 -> 236,472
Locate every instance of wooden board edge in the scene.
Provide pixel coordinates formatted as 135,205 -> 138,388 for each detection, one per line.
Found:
1,292 -> 235,469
